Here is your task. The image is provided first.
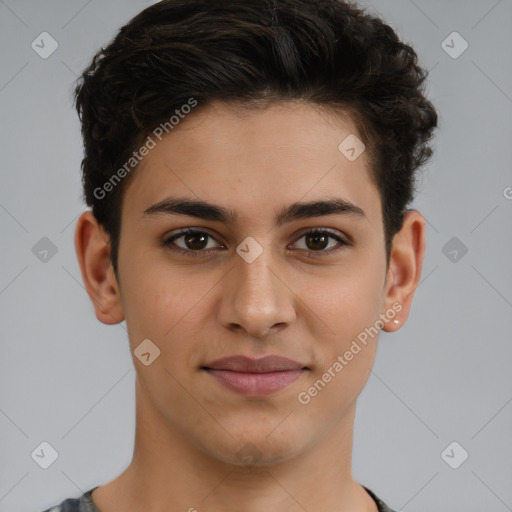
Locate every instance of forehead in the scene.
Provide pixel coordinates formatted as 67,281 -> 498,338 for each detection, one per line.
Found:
121,100 -> 381,226
151,100 -> 368,161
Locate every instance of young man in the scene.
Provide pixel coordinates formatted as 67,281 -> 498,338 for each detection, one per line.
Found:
43,0 -> 437,510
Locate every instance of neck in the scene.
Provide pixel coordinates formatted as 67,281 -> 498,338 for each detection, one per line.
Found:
92,379 -> 377,512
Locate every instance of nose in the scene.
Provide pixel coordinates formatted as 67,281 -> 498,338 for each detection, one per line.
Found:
218,247 -> 296,339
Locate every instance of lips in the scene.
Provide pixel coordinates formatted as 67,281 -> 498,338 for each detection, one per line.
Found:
202,355 -> 308,396
204,355 -> 307,373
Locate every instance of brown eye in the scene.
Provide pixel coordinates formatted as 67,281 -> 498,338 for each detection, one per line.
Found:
291,229 -> 349,255
183,232 -> 208,250
163,228 -> 222,255
305,232 -> 329,251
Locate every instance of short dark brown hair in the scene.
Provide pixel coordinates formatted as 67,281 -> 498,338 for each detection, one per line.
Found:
74,0 -> 438,276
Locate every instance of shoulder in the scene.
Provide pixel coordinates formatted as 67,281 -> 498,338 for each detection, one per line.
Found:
39,488 -> 99,512
40,498 -> 80,512
363,485 -> 398,512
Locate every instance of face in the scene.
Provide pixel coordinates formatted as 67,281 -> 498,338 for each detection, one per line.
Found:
95,101 -> 408,465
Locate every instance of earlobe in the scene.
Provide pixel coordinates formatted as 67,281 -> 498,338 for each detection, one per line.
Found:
381,210 -> 426,333
74,210 -> 124,325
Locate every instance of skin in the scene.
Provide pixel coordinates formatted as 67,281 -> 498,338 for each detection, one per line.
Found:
75,100 -> 425,512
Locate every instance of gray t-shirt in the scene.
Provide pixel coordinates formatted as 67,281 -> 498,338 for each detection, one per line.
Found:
41,485 -> 397,512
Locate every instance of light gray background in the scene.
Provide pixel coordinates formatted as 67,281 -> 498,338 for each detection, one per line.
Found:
1,1 -> 511,511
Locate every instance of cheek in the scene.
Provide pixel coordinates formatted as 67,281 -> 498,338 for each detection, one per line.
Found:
294,273 -> 382,420
293,261 -> 385,347
119,260 -> 222,367
308,284 -> 380,388
119,262 -> 189,344
290,261 -> 384,412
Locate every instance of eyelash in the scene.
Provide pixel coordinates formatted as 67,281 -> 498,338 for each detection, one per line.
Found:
162,228 -> 350,258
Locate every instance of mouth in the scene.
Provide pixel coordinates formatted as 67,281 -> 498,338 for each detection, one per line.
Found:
201,355 -> 309,397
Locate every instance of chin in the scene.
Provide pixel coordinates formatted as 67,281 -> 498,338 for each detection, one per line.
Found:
201,429 -> 307,468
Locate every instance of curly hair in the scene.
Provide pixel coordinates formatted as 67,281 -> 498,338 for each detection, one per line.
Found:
74,0 -> 438,276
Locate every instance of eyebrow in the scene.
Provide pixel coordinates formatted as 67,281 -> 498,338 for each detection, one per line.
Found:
142,196 -> 366,226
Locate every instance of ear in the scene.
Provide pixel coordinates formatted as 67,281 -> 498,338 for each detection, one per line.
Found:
381,209 -> 426,333
74,210 -> 124,325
